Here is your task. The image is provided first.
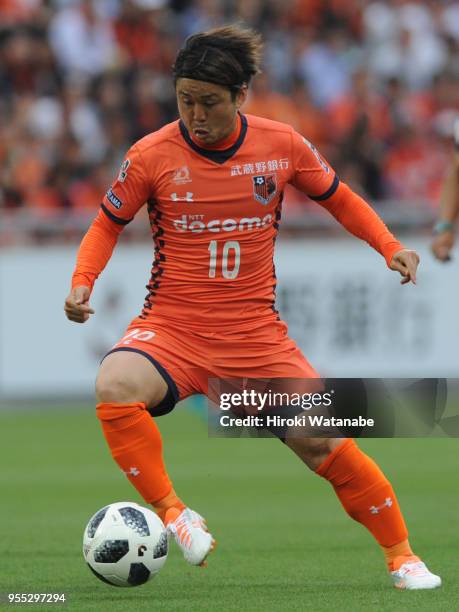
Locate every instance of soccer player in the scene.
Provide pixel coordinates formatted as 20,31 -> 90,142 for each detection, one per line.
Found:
64,26 -> 440,589
431,118 -> 459,261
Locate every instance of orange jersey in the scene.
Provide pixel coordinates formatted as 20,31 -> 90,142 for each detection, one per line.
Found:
73,113 -> 403,330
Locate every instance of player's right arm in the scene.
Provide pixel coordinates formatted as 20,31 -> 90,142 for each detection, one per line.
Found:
64,210 -> 123,322
431,119 -> 459,262
64,144 -> 151,324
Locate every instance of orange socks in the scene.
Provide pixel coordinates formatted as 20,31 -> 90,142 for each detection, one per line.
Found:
316,439 -> 411,566
382,541 -> 417,571
152,488 -> 186,524
96,402 -> 185,518
97,404 -> 413,567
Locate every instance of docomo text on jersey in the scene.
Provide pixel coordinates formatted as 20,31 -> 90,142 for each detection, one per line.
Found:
173,213 -> 273,233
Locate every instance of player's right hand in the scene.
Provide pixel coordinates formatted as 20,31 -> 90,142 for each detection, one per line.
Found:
64,285 -> 95,323
389,249 -> 419,284
431,231 -> 454,262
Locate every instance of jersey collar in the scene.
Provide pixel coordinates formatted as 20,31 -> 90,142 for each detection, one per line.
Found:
179,114 -> 248,164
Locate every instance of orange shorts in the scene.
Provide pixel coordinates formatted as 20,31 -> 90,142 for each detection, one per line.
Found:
105,316 -> 319,415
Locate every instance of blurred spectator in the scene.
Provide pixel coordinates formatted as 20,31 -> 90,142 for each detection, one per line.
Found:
383,125 -> 450,202
62,80 -> 108,163
244,74 -> 328,155
48,0 -> 117,78
298,27 -> 354,107
364,1 -> 448,89
179,0 -> 224,37
326,68 -> 392,143
0,0 -> 43,25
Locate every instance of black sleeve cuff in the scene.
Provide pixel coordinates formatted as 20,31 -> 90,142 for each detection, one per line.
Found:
101,203 -> 133,225
308,174 -> 340,201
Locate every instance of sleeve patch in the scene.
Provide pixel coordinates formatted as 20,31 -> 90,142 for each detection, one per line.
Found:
302,136 -> 330,174
106,188 -> 123,209
117,159 -> 131,183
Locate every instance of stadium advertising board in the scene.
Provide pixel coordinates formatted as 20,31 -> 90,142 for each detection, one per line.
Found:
0,237 -> 457,398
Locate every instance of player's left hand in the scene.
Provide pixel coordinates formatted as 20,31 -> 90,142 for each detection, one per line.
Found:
389,249 -> 419,285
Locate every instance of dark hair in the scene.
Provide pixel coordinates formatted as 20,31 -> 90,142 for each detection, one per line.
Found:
173,24 -> 263,94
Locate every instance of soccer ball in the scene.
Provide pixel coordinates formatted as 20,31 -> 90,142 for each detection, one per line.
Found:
83,501 -> 168,587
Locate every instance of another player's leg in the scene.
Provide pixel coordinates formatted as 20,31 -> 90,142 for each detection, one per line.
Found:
286,436 -> 441,590
95,349 -> 215,566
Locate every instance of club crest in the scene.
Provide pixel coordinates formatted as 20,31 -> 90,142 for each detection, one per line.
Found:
252,174 -> 277,205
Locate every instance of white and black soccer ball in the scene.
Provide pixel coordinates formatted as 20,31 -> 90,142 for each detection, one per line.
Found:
83,501 -> 168,587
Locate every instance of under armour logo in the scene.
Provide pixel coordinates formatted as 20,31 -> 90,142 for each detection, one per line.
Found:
171,192 -> 193,202
369,497 -> 393,514
125,467 -> 140,477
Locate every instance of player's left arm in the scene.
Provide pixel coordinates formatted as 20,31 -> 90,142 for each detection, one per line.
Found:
290,131 -> 418,285
320,182 -> 418,285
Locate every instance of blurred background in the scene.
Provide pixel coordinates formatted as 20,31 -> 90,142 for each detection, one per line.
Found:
1,0 -> 459,399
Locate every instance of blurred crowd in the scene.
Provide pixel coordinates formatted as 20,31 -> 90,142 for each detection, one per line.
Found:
1,0 -> 458,236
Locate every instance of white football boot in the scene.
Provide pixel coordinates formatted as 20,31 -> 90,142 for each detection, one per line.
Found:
165,507 -> 215,566
391,556 -> 442,590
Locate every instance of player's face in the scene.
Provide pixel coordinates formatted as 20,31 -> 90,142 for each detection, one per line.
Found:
176,78 -> 247,146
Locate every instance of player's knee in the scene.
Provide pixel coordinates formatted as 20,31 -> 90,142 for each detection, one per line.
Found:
286,437 -> 337,468
302,437 -> 333,458
95,371 -> 142,404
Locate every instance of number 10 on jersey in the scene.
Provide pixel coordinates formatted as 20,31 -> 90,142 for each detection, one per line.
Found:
208,240 -> 241,279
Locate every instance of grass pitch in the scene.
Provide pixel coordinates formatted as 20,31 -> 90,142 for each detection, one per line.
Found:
0,402 -> 457,611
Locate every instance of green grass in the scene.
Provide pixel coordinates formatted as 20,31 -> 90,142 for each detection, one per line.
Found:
0,403 -> 457,611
